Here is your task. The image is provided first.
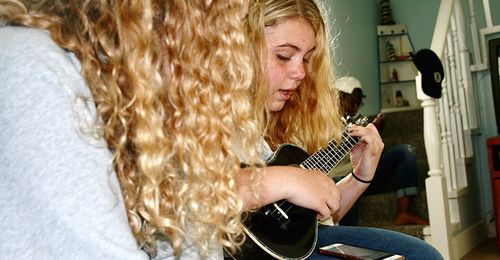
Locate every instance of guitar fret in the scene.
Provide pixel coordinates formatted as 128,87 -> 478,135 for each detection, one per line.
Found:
302,131 -> 359,174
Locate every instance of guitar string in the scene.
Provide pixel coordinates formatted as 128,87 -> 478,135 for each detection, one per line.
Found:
323,134 -> 357,171
305,131 -> 353,168
313,133 -> 357,172
330,134 -> 356,161
271,116 -> 367,220
302,136 -> 355,174
272,134 -> 356,221
273,130 -> 358,221
302,132 -> 357,173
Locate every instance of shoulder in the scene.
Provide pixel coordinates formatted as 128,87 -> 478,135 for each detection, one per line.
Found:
0,25 -> 95,144
0,26 -> 93,131
0,26 -> 75,68
0,26 -> 54,47
0,26 -> 86,95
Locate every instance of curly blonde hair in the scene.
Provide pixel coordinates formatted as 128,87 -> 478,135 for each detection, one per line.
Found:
1,0 -> 261,257
245,0 -> 343,154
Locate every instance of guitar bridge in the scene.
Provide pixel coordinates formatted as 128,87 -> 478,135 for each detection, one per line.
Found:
272,203 -> 289,219
262,202 -> 292,229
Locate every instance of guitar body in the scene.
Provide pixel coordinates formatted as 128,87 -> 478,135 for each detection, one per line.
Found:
241,144 -> 317,260
237,115 -> 368,259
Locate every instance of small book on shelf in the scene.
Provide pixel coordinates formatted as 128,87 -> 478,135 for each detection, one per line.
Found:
318,243 -> 404,260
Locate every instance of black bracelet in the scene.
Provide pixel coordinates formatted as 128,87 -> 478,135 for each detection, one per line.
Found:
351,172 -> 372,184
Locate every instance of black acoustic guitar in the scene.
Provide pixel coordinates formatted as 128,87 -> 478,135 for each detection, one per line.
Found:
239,115 -> 369,260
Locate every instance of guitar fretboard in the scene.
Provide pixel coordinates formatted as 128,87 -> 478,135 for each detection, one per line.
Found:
300,129 -> 359,174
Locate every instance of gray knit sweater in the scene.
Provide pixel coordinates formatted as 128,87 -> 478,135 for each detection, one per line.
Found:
0,26 -> 219,259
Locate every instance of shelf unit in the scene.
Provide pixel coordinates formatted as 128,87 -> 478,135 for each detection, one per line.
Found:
377,24 -> 421,112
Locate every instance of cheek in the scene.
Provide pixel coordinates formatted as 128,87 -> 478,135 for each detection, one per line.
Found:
267,63 -> 283,91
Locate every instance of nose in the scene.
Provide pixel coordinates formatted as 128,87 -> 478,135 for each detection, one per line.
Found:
291,61 -> 306,80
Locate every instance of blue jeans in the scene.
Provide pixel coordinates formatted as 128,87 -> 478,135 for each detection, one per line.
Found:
367,144 -> 418,197
308,225 -> 443,260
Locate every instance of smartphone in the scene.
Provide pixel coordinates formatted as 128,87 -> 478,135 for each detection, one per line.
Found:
318,243 -> 404,260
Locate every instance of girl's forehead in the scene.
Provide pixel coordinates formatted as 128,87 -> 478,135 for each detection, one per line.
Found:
264,17 -> 315,48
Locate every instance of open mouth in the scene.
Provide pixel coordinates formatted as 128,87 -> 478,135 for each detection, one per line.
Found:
280,89 -> 293,100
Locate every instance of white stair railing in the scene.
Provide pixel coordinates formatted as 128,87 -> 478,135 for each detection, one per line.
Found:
454,1 -> 480,134
418,0 -> 482,259
418,0 -> 453,258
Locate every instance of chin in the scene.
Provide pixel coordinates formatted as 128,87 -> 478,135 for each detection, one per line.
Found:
270,103 -> 286,112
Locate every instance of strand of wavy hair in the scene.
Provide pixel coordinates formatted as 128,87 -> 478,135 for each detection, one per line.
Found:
155,0 -> 261,256
0,0 -> 262,257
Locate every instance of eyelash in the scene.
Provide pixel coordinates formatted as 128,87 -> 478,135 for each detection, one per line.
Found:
277,54 -> 291,61
276,54 -> 310,64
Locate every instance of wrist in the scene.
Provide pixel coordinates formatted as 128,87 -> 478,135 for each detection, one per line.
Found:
351,171 -> 372,184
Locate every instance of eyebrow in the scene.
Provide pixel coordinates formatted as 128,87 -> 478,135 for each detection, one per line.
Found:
276,43 -> 315,54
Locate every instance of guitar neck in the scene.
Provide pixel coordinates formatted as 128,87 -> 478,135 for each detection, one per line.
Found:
300,130 -> 358,174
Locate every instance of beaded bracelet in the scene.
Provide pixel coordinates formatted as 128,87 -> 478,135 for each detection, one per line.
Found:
351,171 -> 372,184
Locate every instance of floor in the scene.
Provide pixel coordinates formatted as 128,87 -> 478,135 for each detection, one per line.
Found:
460,238 -> 499,260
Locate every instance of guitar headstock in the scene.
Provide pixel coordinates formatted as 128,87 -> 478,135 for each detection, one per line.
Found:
343,114 -> 369,127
